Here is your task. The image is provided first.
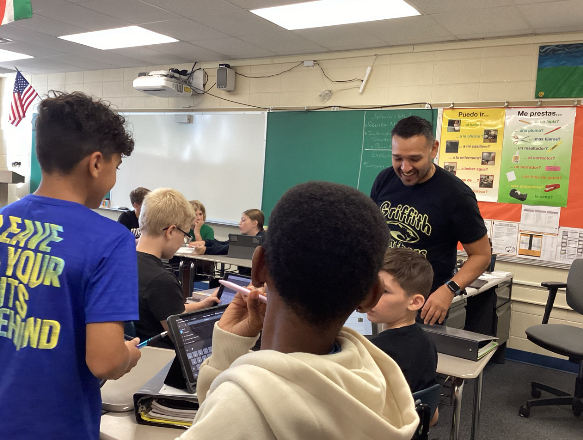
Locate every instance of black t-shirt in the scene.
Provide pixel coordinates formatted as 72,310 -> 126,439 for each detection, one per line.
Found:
136,252 -> 185,348
118,210 -> 140,237
370,324 -> 438,393
371,165 -> 487,292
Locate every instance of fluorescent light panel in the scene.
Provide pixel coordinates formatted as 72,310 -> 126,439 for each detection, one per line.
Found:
0,49 -> 32,62
251,0 -> 420,30
59,26 -> 177,50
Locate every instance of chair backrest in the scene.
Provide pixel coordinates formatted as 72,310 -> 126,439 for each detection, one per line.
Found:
412,383 -> 441,420
567,259 -> 583,315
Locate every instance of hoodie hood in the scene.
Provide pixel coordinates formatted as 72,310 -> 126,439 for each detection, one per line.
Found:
207,326 -> 418,440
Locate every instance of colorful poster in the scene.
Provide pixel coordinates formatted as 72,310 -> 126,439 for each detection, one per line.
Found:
536,44 -> 583,99
439,108 -> 505,202
498,108 -> 576,207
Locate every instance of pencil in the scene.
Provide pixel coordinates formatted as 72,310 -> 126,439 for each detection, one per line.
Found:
544,127 -> 561,135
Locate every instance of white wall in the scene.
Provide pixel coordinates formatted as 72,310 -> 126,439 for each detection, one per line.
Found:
5,31 -> 583,359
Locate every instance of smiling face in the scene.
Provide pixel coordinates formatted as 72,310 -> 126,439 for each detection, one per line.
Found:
391,134 -> 438,186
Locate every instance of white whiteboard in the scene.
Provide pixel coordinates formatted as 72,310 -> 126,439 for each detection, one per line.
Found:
111,112 -> 267,224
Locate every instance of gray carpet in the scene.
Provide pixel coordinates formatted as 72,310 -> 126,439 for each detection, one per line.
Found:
429,360 -> 583,440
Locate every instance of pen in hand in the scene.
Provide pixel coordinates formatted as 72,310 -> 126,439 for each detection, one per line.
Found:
136,331 -> 168,348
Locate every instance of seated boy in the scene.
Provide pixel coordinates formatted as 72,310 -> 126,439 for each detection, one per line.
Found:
118,186 -> 150,237
368,248 -> 439,423
177,181 -> 419,440
0,92 -> 141,440
135,188 -> 220,348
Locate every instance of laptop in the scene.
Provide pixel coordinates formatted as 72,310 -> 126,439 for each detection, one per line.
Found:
166,304 -> 228,393
227,234 -> 263,259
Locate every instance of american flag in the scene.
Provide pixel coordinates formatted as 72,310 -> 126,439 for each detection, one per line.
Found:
8,71 -> 38,127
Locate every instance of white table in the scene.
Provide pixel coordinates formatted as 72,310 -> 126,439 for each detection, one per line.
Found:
100,347 -> 178,439
437,348 -> 498,440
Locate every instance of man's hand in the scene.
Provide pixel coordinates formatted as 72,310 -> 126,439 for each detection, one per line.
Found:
218,289 -> 266,338
124,338 -> 141,373
420,285 -> 454,325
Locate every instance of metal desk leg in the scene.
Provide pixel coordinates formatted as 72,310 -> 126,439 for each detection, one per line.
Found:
470,371 -> 484,440
450,377 -> 465,440
189,262 -> 195,296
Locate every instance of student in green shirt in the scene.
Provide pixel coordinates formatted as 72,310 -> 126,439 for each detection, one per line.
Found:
188,200 -> 214,242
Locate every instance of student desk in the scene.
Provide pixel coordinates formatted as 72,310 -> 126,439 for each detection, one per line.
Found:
174,247 -> 252,299
438,347 -> 497,440
100,347 -> 177,440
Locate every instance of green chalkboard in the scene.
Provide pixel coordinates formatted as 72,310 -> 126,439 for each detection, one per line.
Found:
262,109 -> 437,222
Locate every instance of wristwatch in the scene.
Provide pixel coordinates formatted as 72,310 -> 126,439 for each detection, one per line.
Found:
445,280 -> 462,296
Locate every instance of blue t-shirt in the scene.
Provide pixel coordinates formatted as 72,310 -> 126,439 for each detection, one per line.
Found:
0,195 -> 139,440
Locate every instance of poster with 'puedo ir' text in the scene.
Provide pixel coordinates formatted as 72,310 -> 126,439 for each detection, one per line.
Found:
498,108 -> 576,207
439,108 -> 505,202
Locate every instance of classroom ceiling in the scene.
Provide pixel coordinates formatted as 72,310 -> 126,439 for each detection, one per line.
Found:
0,0 -> 582,74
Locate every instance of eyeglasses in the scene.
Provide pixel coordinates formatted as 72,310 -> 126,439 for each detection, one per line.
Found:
163,226 -> 192,244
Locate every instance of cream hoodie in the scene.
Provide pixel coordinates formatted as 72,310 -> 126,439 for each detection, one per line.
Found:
177,323 -> 419,440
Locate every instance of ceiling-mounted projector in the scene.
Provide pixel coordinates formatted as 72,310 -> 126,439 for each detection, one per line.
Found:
133,68 -> 204,98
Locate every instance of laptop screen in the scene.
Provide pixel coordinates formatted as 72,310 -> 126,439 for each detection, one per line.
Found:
219,273 -> 251,305
173,306 -> 226,382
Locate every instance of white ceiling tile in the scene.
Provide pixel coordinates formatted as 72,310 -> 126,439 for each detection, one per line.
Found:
141,18 -> 230,42
24,37 -> 110,57
31,0 -> 70,11
191,11 -> 285,37
358,16 -> 455,45
407,0 -> 514,15
0,67 -> 16,73
238,31 -> 327,55
226,0 -> 309,8
141,0 -> 242,20
294,24 -> 383,50
455,29 -> 535,40
5,57 -> 80,72
194,38 -> 276,59
80,0 -> 180,24
10,14 -> 89,36
0,63 -> 54,73
0,24 -> 50,41
513,0 -> 568,3
110,46 -> 189,64
147,42 -> 227,62
431,6 -> 532,36
518,1 -> 583,29
0,41 -> 65,57
90,51 -> 148,67
48,54 -> 118,70
36,3 -> 131,31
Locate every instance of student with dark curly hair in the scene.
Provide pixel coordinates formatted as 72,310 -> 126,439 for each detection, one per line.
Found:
178,181 -> 419,440
0,92 -> 141,440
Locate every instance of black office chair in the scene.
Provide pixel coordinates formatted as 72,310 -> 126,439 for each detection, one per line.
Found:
412,383 -> 441,439
519,259 -> 583,418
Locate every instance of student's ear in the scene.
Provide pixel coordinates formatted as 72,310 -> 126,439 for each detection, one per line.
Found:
408,294 -> 426,312
87,151 -> 105,178
356,274 -> 384,313
251,246 -> 268,288
164,225 -> 176,240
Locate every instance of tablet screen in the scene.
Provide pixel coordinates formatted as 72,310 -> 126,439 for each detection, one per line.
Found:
218,273 -> 251,304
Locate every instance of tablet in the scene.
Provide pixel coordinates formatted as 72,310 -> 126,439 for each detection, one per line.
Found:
216,273 -> 251,305
166,304 -> 228,393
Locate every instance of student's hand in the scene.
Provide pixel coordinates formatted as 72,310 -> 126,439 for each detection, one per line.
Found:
199,289 -> 221,308
194,245 -> 206,255
247,282 -> 266,297
420,286 -> 454,325
218,289 -> 266,337
124,338 -> 142,373
194,218 -> 204,231
189,240 -> 205,248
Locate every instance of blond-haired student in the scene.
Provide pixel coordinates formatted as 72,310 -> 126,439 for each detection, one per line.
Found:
135,188 -> 219,348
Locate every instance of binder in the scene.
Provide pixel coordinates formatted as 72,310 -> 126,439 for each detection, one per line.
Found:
419,324 -> 498,361
133,360 -> 199,429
